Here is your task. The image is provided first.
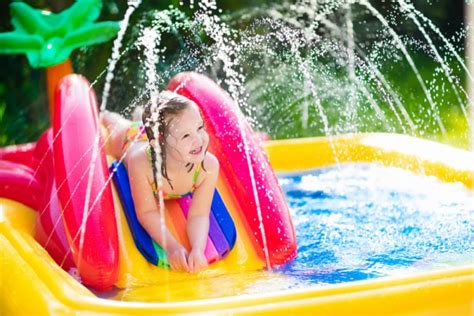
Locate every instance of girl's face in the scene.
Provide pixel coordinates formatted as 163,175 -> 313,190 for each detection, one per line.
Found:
164,103 -> 209,165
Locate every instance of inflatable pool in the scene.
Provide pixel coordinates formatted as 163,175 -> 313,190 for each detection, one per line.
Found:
1,73 -> 473,314
2,135 -> 473,313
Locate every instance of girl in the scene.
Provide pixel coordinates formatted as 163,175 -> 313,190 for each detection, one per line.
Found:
101,91 -> 219,273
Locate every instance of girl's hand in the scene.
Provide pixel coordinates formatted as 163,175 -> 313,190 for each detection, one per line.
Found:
166,244 -> 189,272
187,248 -> 208,273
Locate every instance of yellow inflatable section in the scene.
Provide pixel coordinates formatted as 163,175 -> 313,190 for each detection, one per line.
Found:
112,171 -> 266,291
1,133 -> 473,315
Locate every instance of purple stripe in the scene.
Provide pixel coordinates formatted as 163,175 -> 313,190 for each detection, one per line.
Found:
208,211 -> 230,257
177,195 -> 229,258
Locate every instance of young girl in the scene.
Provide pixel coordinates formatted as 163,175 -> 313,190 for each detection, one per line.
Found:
101,91 -> 219,273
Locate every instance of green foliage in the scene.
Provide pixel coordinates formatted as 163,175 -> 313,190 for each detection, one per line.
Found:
0,56 -> 48,146
380,52 -> 469,147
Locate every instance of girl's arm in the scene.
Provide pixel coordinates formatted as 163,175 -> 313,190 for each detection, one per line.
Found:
128,149 -> 189,271
100,111 -> 131,159
186,153 -> 219,272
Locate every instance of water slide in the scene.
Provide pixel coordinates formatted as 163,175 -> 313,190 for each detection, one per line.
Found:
1,71 -> 473,314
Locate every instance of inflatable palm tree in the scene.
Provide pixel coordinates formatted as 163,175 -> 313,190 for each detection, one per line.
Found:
0,0 -> 119,115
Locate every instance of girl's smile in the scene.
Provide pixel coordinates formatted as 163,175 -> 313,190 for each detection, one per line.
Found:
190,146 -> 203,155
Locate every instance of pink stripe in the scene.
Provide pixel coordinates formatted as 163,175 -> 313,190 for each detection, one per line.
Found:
177,195 -> 192,214
203,236 -> 219,264
177,196 -> 219,264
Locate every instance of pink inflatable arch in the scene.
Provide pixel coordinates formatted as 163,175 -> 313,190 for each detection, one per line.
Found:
167,72 -> 297,266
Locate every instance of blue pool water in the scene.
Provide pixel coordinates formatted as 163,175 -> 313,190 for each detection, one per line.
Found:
275,163 -> 473,286
115,163 -> 472,301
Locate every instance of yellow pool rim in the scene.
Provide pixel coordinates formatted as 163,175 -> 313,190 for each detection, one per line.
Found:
1,133 -> 473,315
264,133 -> 473,189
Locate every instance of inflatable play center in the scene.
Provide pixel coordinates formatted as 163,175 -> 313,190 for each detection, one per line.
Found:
1,1 -> 473,315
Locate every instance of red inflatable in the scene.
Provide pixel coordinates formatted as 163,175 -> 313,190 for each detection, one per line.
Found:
0,142 -> 36,168
52,74 -> 118,290
34,129 -> 75,271
0,159 -> 40,210
167,72 -> 297,266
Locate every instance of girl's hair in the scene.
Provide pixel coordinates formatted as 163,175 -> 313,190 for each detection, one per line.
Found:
142,91 -> 206,189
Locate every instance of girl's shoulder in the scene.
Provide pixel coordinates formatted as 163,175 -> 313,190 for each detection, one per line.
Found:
125,141 -> 149,160
125,143 -> 153,176
202,152 -> 219,173
195,152 -> 219,187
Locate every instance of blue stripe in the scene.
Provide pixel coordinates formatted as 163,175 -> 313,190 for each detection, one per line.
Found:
110,161 -> 160,265
211,189 -> 237,250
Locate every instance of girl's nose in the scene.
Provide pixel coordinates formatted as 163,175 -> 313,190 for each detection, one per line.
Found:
191,133 -> 201,145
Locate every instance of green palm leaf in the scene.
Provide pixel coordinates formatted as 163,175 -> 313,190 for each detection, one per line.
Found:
0,33 -> 43,54
63,22 -> 122,50
10,2 -> 52,35
56,0 -> 103,34
0,0 -> 119,68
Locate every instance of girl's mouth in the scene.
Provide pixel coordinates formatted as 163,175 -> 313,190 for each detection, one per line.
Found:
190,146 -> 203,155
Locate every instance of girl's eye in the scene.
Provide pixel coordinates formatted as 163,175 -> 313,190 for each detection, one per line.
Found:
198,125 -> 205,131
182,134 -> 189,139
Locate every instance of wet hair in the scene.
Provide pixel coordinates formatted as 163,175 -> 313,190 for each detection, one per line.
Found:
142,91 -> 206,190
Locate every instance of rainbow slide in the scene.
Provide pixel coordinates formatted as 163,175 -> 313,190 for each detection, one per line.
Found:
1,73 -> 473,314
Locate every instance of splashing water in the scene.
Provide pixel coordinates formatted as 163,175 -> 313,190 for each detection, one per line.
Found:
191,0 -> 274,269
139,25 -> 163,211
359,0 -> 446,134
100,0 -> 142,112
78,0 -> 470,145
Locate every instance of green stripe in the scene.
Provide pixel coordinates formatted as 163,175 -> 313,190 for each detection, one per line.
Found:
130,121 -> 142,128
152,240 -> 170,269
145,145 -> 152,160
192,164 -> 201,184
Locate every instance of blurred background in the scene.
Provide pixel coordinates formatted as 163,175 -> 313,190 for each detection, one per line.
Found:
0,0 -> 469,148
